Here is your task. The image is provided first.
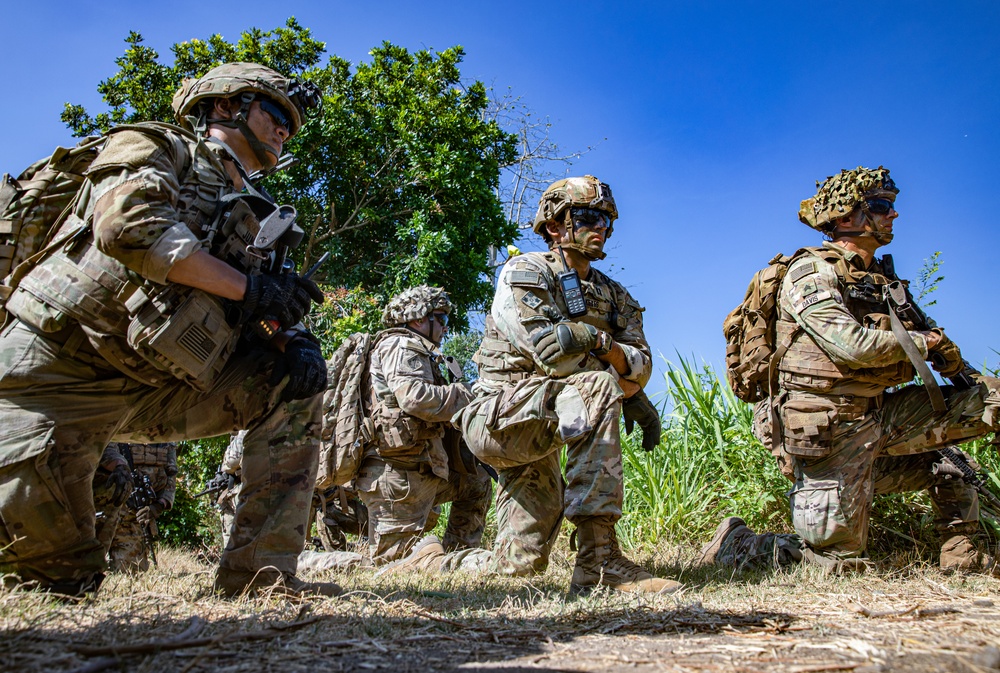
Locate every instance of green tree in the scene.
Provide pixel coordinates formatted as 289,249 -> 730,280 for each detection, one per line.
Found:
62,19 -> 518,329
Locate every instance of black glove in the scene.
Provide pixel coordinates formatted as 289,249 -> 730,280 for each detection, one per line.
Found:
928,328 -> 965,378
622,390 -> 662,452
531,322 -> 598,365
105,464 -> 134,507
241,272 -> 325,331
269,333 -> 328,402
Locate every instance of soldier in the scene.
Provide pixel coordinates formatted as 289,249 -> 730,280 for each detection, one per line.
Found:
382,176 -> 679,595
93,442 -> 178,571
699,166 -> 1000,572
0,63 -> 337,598
357,286 -> 492,564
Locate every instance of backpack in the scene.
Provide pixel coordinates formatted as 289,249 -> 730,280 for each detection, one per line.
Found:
0,122 -> 195,327
316,332 -> 375,490
0,135 -> 105,326
722,249 -> 815,403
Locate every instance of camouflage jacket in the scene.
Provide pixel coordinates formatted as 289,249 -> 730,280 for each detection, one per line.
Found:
7,124 -> 237,386
368,327 -> 473,479
475,251 -> 650,386
102,442 -> 178,507
777,242 -> 928,397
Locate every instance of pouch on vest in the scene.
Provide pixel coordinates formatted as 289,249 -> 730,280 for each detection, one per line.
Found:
780,396 -> 837,458
126,285 -> 236,392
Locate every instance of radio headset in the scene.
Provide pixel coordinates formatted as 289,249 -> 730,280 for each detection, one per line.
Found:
557,246 -> 588,318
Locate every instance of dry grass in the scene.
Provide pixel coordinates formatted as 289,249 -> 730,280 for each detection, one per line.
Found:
3,543 -> 1000,672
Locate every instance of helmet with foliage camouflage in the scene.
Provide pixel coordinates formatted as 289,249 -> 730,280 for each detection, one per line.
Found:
171,62 -> 321,138
532,175 -> 618,235
382,285 -> 452,327
798,166 -> 898,232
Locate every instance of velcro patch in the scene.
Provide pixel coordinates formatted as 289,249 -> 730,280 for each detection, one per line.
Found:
521,292 -> 543,309
789,261 -> 817,282
796,290 -> 834,311
508,269 -> 544,288
88,130 -> 166,173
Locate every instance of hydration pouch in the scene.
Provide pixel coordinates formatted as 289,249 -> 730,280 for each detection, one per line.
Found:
558,269 -> 588,318
126,285 -> 237,392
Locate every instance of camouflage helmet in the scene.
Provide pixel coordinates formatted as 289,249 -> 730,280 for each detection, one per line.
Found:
171,62 -> 321,138
532,175 -> 618,235
382,285 -> 452,327
799,166 -> 898,232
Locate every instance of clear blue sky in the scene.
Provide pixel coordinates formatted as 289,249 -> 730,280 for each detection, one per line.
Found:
4,1 -> 998,398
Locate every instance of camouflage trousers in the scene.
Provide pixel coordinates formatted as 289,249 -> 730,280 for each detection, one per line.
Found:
0,320 -> 322,586
749,381 -> 999,563
93,463 -> 173,572
450,370 -> 625,576
356,456 -> 493,564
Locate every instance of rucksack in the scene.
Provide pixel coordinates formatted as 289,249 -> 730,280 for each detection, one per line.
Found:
316,332 -> 375,490
0,122 -> 195,328
723,249 -> 815,403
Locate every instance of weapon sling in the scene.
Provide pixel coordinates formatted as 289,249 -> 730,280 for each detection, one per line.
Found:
884,281 -> 947,413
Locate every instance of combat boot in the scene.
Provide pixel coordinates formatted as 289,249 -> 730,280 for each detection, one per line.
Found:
213,568 -> 342,599
696,516 -> 805,570
940,533 -> 1000,575
695,516 -> 754,567
569,518 -> 681,595
375,535 -> 447,576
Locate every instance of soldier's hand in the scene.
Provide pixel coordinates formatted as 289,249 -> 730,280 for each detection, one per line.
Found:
928,328 -> 965,378
105,464 -> 134,507
531,322 -> 598,365
622,390 -> 662,452
241,272 -> 325,332
269,333 -> 328,402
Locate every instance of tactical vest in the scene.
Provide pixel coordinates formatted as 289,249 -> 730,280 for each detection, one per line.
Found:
776,247 -> 915,395
369,328 -> 445,457
6,126 -> 245,388
127,443 -> 176,470
475,251 -> 638,383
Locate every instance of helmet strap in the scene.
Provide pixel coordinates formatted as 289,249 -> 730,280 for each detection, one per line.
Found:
208,93 -> 279,168
556,210 -> 607,261
204,137 -> 272,202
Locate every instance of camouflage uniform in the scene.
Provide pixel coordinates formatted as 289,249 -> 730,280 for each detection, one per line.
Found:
705,167 -> 1000,569
357,287 -> 491,564
93,442 -> 177,571
0,68 -> 325,593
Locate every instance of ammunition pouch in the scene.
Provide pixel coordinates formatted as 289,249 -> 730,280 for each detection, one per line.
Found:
126,285 -> 237,392
372,402 -> 442,459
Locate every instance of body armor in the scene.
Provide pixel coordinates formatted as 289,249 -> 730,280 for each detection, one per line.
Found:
475,251 -> 642,383
777,247 -> 915,397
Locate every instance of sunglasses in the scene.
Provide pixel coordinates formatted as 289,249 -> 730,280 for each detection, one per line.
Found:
570,207 -> 611,230
865,198 -> 895,215
258,98 -> 293,132
431,312 -> 449,327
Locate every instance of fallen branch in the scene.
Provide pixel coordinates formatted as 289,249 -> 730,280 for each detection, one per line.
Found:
70,616 -> 320,657
854,604 -> 959,619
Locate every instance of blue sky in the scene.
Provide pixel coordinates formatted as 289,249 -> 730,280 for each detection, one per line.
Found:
4,1 -> 999,398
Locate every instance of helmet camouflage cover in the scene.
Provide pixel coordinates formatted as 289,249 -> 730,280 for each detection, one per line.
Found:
171,62 -> 321,138
382,285 -> 452,327
798,166 -> 898,232
532,175 -> 618,235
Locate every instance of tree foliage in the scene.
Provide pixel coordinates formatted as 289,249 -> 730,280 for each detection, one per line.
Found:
62,18 -> 518,328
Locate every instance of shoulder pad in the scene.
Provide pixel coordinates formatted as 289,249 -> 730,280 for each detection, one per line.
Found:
88,128 -> 172,173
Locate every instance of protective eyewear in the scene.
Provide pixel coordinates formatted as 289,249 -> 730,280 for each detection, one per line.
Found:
258,98 -> 293,132
570,207 -> 611,230
431,312 -> 449,327
865,198 -> 895,215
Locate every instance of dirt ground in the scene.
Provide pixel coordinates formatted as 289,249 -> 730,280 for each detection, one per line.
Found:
2,547 -> 999,672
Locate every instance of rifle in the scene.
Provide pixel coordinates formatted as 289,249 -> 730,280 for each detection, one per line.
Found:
881,255 -> 980,413
121,445 -> 159,567
935,446 -> 1000,511
193,469 -> 236,499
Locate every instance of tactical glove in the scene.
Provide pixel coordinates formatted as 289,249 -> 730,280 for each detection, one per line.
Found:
928,329 -> 965,378
622,390 -> 662,452
105,464 -> 134,507
269,333 -> 328,402
241,272 -> 325,332
531,322 -> 598,366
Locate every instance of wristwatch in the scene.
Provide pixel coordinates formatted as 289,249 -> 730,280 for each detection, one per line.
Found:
592,329 -> 613,357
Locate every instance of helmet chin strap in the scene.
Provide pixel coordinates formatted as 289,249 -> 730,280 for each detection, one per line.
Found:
833,210 -> 894,245
208,93 -> 280,169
